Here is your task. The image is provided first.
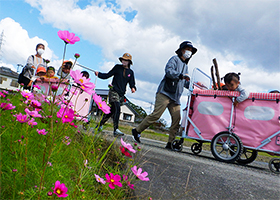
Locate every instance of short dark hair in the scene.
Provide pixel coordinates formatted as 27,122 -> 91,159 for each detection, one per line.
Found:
223,72 -> 240,84
36,43 -> 45,50
63,62 -> 72,69
81,71 -> 89,79
47,66 -> 55,73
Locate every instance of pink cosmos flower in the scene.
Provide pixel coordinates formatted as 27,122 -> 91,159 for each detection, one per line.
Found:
94,174 -> 106,184
70,70 -> 95,94
80,82 -> 95,94
33,85 -> 41,89
31,100 -> 42,108
51,85 -> 59,91
123,174 -> 128,181
92,93 -> 111,114
121,138 -> 136,153
70,70 -> 88,85
120,146 -> 132,158
28,118 -> 37,126
105,173 -> 122,189
25,108 -> 42,118
62,136 -> 71,145
52,180 -> 68,198
37,129 -> 48,135
0,103 -> 15,110
2,90 -> 8,94
58,30 -> 80,44
127,181 -> 134,190
0,91 -> 6,97
83,160 -> 92,169
57,107 -> 75,123
74,53 -> 80,58
47,161 -> 52,166
131,166 -> 150,181
21,91 -> 34,100
15,113 -> 29,123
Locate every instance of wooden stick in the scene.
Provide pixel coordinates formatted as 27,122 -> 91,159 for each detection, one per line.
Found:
213,58 -> 221,90
211,65 -> 217,90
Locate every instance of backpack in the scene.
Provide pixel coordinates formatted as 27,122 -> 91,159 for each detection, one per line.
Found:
18,55 -> 46,84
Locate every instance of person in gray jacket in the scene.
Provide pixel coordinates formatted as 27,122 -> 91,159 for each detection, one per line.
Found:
132,41 -> 197,149
18,43 -> 47,89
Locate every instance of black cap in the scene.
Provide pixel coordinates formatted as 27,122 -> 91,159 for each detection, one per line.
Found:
175,41 -> 197,55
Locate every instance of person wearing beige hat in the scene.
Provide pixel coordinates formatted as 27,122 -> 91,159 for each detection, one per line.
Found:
132,41 -> 197,150
94,53 -> 136,136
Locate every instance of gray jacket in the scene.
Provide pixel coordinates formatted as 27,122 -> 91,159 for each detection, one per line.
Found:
157,55 -> 189,105
23,55 -> 46,79
235,85 -> 249,103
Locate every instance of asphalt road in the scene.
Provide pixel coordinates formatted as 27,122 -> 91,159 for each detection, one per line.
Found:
108,132 -> 280,200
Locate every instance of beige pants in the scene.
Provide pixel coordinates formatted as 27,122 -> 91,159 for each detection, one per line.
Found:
136,93 -> 181,143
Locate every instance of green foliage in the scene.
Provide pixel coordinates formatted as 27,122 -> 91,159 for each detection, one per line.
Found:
0,89 -> 144,199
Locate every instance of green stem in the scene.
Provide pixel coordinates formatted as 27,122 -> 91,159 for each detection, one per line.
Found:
62,42 -> 67,64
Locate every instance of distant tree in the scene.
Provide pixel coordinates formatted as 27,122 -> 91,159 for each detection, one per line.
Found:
125,97 -> 147,123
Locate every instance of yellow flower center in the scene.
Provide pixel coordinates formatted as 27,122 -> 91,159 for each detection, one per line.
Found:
56,189 -> 62,194
25,95 -> 28,98
110,179 -> 115,183
66,38 -> 70,42
81,86 -> 85,90
65,115 -> 68,118
79,79 -> 84,83
98,102 -> 102,108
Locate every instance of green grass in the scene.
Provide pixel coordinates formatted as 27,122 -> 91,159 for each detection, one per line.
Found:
0,89 -> 143,199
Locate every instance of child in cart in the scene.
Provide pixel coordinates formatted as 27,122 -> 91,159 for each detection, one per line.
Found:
223,72 -> 249,106
43,66 -> 59,82
57,60 -> 73,80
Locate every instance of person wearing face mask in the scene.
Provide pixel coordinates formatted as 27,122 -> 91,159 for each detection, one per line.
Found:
132,41 -> 197,150
18,43 -> 47,89
94,53 -> 136,137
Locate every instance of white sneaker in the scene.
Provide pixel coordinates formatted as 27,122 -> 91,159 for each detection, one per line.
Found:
114,129 -> 124,136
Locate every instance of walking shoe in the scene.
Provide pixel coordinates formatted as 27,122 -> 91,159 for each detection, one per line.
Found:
114,129 -> 124,137
132,128 -> 141,143
165,142 -> 172,150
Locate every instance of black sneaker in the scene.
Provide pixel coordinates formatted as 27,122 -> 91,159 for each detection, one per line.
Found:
165,142 -> 172,150
132,128 -> 141,143
114,129 -> 124,137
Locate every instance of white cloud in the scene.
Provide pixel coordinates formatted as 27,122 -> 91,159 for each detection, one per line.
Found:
2,0 -> 280,124
0,18 -> 55,66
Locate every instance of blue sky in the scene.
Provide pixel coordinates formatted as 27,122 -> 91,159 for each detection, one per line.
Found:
0,0 -> 279,126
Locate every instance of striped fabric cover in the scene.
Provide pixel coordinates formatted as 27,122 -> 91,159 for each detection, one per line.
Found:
248,92 -> 280,100
193,89 -> 280,100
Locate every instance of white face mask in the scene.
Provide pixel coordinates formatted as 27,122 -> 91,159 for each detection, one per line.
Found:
37,49 -> 45,56
121,60 -> 129,66
183,50 -> 192,59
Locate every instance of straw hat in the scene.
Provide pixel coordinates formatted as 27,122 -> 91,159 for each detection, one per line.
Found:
119,53 -> 133,65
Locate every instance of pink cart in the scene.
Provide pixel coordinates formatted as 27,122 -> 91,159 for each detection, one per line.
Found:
172,68 -> 280,174
33,80 -> 92,123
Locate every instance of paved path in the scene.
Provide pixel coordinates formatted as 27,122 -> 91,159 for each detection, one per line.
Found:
102,131 -> 279,200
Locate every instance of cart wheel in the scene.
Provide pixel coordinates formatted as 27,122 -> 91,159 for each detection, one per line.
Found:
171,139 -> 183,152
191,143 -> 202,155
268,158 -> 280,174
233,148 -> 258,165
211,131 -> 243,163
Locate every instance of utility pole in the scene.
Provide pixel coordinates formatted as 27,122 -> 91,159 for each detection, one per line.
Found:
0,31 -> 4,62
